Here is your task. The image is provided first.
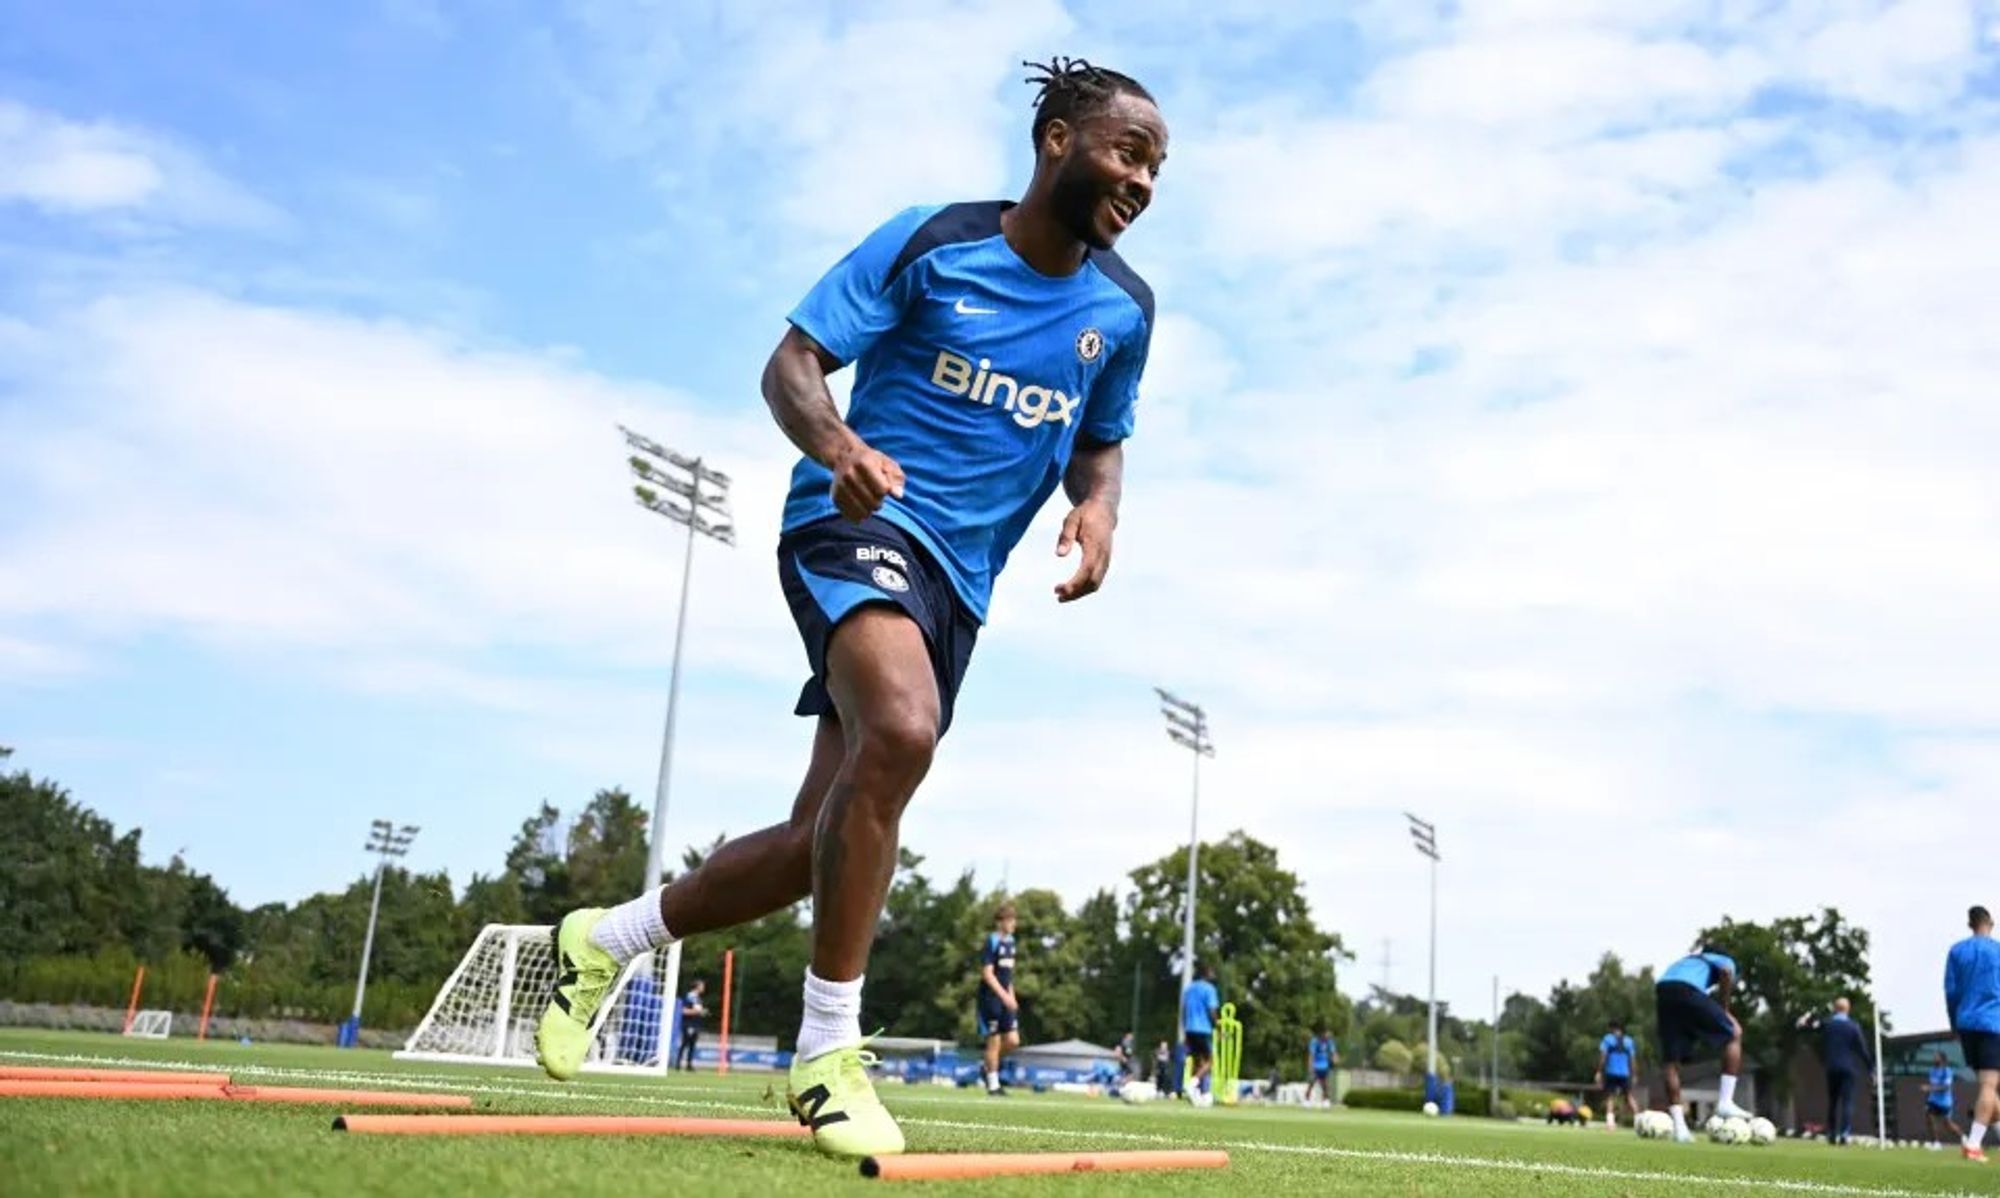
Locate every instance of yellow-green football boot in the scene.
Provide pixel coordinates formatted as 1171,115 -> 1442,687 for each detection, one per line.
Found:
534,908 -> 616,1081
787,1041 -> 905,1158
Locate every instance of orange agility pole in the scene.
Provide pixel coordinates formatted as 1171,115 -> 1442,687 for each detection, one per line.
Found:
0,1080 -> 470,1108
122,964 -> 146,1034
718,948 -> 734,1077
333,1114 -> 811,1137
0,1067 -> 231,1086
859,1150 -> 1230,1181
222,1085 -> 471,1108
198,973 -> 219,1041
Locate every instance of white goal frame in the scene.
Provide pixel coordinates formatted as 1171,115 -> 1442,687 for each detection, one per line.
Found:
125,1009 -> 173,1039
394,923 -> 682,1075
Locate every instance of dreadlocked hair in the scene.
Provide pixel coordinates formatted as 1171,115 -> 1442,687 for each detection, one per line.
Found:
1023,56 -> 1153,151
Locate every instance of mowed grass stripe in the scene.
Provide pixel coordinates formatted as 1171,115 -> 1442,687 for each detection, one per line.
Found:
0,1044 -> 1982,1198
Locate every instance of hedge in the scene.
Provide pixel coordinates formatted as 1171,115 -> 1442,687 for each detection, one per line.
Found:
1344,1085 -> 1567,1118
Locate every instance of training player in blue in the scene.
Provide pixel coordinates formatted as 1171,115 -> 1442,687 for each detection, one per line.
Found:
1596,1019 -> 1639,1129
1925,1049 -> 1965,1148
1944,904 -> 2000,1163
1182,961 -> 1221,1105
1655,947 -> 1750,1142
532,56 -> 1165,1160
977,903 -> 1020,1096
1305,1026 -> 1339,1105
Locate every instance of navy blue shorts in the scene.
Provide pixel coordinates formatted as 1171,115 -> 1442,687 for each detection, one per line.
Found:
1602,1074 -> 1631,1094
777,515 -> 979,737
1184,1032 -> 1213,1059
1963,1030 -> 2000,1072
1656,981 -> 1735,1063
976,995 -> 1018,1038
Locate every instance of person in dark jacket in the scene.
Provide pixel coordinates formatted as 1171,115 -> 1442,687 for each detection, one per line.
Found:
1800,997 -> 1874,1145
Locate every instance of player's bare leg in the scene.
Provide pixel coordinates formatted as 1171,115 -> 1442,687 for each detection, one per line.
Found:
1968,1068 -> 1998,1161
782,607 -> 938,1157
657,715 -> 844,936
1663,1062 -> 1693,1141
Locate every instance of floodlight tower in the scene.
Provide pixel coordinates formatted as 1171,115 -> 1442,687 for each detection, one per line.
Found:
352,819 -> 420,1025
1155,687 -> 1215,1003
621,425 -> 735,891
1407,812 -> 1440,1079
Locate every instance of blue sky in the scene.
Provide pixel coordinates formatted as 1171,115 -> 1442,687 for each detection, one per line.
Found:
4,0 -> 1999,1030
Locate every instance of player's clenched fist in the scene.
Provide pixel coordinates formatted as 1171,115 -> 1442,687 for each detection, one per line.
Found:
828,442 -> 905,522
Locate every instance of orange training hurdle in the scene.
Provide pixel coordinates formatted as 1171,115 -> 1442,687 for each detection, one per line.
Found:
0,1067 -> 232,1086
333,1114 -> 811,1137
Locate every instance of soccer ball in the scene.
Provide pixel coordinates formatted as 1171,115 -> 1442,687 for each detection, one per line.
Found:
1748,1117 -> 1776,1146
1710,1116 -> 1751,1145
1703,1114 -> 1726,1137
1119,1081 -> 1157,1105
1191,1089 -> 1214,1109
1635,1111 -> 1673,1139
1422,1101 -> 1440,1117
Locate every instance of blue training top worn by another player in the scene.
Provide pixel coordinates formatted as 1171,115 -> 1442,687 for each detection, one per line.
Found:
982,931 -> 1017,992
1310,1036 -> 1335,1070
1928,1064 -> 1956,1109
1600,1033 -> 1636,1078
1660,952 -> 1737,991
783,201 -> 1155,623
1183,979 -> 1219,1034
1944,933 -> 2000,1033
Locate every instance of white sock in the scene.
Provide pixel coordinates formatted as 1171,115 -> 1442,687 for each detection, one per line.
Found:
1670,1105 -> 1688,1135
588,887 -> 672,965
1971,1122 -> 1989,1148
986,1071 -> 999,1091
796,969 -> 863,1062
1718,1074 -> 1738,1108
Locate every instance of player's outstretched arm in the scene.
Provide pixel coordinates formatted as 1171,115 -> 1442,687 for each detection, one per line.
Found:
1054,437 -> 1123,602
761,326 -> 904,521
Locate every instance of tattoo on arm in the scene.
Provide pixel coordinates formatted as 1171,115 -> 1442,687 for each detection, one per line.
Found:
763,328 -> 864,468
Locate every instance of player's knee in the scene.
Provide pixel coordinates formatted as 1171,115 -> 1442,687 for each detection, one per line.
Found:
849,709 -> 937,787
1006,1031 -> 1021,1049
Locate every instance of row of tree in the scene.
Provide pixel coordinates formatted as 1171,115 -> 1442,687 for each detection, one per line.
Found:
0,746 -> 1874,1100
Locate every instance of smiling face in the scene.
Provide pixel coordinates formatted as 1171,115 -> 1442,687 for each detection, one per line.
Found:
1040,91 -> 1168,251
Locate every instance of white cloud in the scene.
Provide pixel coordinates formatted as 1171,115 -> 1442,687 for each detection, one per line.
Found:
0,100 -> 281,229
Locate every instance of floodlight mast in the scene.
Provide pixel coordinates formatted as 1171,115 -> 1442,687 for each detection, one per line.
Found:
352,820 -> 420,1025
620,425 -> 735,892
1155,687 -> 1215,1014
1406,812 -> 1440,1080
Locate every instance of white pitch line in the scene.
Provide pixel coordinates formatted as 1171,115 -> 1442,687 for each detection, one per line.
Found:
0,1048 -> 1980,1198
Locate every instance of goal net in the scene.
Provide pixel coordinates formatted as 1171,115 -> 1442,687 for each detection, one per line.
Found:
395,924 -> 681,1074
125,1010 -> 172,1039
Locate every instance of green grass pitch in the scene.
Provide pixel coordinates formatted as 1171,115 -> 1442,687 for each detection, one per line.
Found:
0,1029 -> 1985,1196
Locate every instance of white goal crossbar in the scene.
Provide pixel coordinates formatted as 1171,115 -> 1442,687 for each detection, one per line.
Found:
395,923 -> 682,1075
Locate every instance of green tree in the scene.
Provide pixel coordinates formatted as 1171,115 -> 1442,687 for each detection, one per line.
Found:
1125,831 -> 1351,1074
504,802 -> 569,923
665,837 -> 810,1045
564,789 -> 649,909
1375,1039 -> 1413,1073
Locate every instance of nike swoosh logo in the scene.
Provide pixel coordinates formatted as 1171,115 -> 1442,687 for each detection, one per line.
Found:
954,298 -> 998,316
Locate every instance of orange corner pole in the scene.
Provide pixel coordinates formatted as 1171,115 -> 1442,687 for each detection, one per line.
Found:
717,948 -> 734,1076
122,964 -> 147,1033
198,973 -> 219,1041
0,1067 -> 230,1086
859,1150 -> 1230,1182
332,1114 -> 812,1137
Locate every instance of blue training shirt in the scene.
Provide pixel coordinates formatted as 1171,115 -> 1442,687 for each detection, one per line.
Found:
1600,1032 -> 1635,1078
1944,933 -> 2000,1033
784,201 -> 1155,622
982,931 -> 1017,992
1928,1064 -> 1956,1109
1183,979 -> 1220,1034
1309,1036 -> 1335,1070
1660,952 -> 1737,991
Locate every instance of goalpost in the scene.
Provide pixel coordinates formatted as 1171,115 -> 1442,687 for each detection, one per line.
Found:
396,924 -> 682,1075
124,1010 -> 173,1040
